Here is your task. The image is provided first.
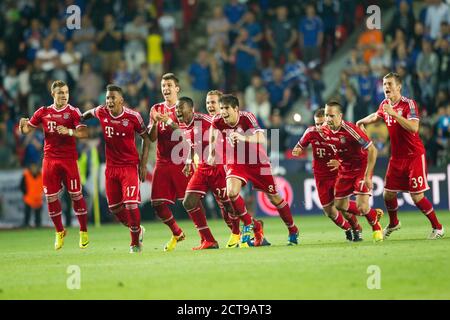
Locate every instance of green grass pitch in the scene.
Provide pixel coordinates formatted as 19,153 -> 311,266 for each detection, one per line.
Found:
0,211 -> 449,300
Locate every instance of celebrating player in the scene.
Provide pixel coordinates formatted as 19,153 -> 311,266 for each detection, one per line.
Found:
292,108 -> 363,241
18,80 -> 89,250
356,72 -> 444,239
83,85 -> 151,253
148,73 -> 194,251
323,101 -> 383,242
209,94 -> 299,247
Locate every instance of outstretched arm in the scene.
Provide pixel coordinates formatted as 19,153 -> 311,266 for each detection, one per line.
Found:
356,112 -> 382,130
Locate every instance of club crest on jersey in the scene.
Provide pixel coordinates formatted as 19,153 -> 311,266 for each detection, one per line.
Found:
340,136 -> 346,144
63,113 -> 70,120
122,119 -> 129,127
397,110 -> 403,116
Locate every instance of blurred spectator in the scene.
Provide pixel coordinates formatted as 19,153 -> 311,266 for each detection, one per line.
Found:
189,49 -> 212,112
3,66 -> 19,101
231,28 -> 259,91
28,59 -> 49,112
210,38 -> 232,91
72,15 -> 97,57
20,162 -> 43,228
317,0 -> 339,61
357,18 -> 383,63
44,18 -> 67,53
370,44 -> 392,77
389,0 -> 415,40
416,37 -> 439,110
244,74 -> 265,108
76,62 -> 103,105
266,67 -> 291,115
308,68 -> 325,111
83,43 -> 103,75
135,63 -> 157,105
158,10 -> 177,72
242,10 -> 263,45
392,42 -> 413,72
266,5 -> 296,65
343,85 -> 366,123
356,64 -> 376,111
97,14 -> 122,78
207,6 -> 230,50
22,18 -> 43,61
247,87 -> 271,128
112,60 -> 133,88
124,83 -> 141,109
436,33 -> 450,91
36,37 -> 59,72
424,0 -> 450,40
395,63 -> 415,97
298,4 -> 324,65
146,24 -> 164,77
421,123 -> 443,167
124,14 -> 148,73
60,40 -> 82,82
345,48 -> 363,75
224,0 -> 248,45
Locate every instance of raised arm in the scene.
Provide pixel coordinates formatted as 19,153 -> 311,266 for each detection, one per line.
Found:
356,112 -> 382,130
19,118 -> 35,135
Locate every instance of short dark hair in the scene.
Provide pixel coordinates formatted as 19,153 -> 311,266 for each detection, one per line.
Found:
51,80 -> 67,92
106,84 -> 123,95
178,96 -> 194,108
219,94 -> 239,108
383,72 -> 402,85
325,100 -> 343,112
314,108 -> 325,118
161,73 -> 179,86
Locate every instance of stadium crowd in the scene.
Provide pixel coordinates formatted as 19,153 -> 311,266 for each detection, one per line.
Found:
0,0 -> 449,170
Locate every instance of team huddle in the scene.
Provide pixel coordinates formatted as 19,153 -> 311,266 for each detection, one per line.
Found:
18,72 -> 445,253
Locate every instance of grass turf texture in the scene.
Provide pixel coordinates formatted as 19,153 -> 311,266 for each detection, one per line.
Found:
0,211 -> 448,300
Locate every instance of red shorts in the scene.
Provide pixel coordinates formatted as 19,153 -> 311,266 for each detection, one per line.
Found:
225,164 -> 277,195
335,169 -> 371,199
105,165 -> 141,208
42,158 -> 82,197
186,164 -> 228,202
151,162 -> 192,204
314,175 -> 338,207
385,154 -> 430,194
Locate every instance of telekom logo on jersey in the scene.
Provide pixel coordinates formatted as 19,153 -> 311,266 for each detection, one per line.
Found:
47,121 -> 57,132
105,126 -> 114,138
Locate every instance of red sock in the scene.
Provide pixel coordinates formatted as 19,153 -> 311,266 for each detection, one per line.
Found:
384,197 -> 399,227
220,200 -> 240,234
126,204 -> 141,246
72,196 -> 88,232
346,201 -> 362,216
154,203 -> 182,236
343,212 -> 362,231
230,195 -> 252,226
187,207 -> 215,242
219,204 -> 233,231
331,212 -> 351,230
364,208 -> 381,231
48,199 -> 64,232
415,197 -> 442,229
275,200 -> 298,234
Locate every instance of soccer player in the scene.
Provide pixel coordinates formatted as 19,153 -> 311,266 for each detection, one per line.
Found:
292,108 -> 363,241
83,84 -> 150,253
323,101 -> 384,242
148,73 -> 194,251
18,80 -> 89,250
356,72 -> 444,239
178,92 -> 242,249
209,94 -> 299,247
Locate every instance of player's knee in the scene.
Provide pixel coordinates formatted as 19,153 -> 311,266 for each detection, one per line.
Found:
411,192 -> 424,204
69,191 -> 83,201
357,203 -> 369,214
227,189 -> 240,201
110,204 -> 124,215
383,191 -> 396,201
182,197 -> 197,211
151,201 -> 163,208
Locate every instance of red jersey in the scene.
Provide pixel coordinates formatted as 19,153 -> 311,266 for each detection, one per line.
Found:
183,112 -> 213,167
296,126 -> 338,178
324,120 -> 372,178
28,104 -> 85,160
376,96 -> 425,159
94,105 -> 147,167
148,101 -> 182,164
212,111 -> 269,165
